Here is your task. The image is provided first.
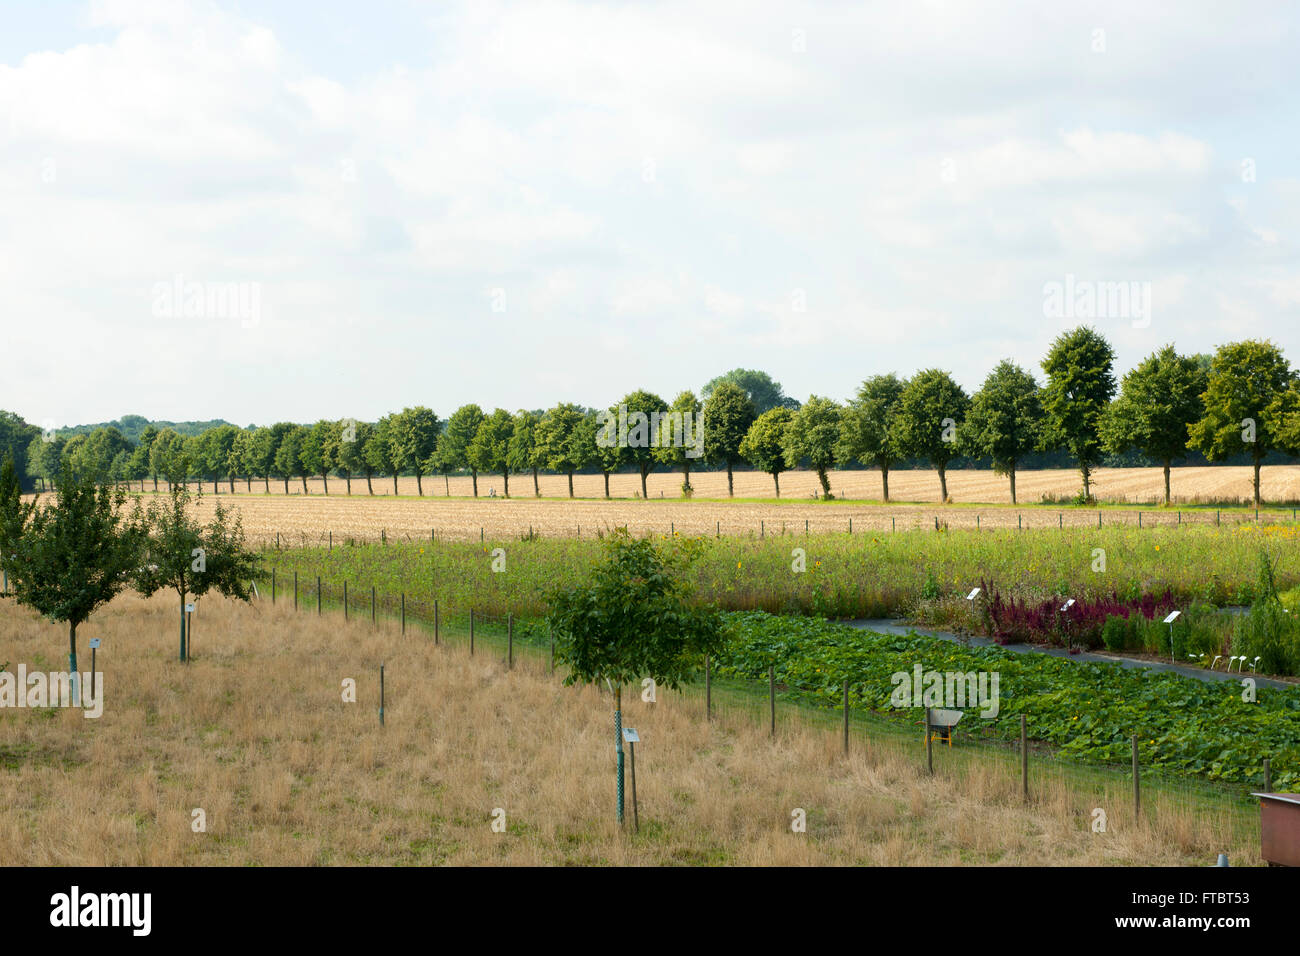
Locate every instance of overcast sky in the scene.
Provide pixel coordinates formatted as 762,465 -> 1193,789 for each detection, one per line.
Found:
3,0 -> 1299,429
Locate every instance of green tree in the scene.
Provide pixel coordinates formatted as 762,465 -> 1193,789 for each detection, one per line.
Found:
438,405 -> 486,496
611,390 -> 669,499
468,409 -> 515,497
128,424 -> 159,491
654,391 -> 704,496
134,479 -> 258,661
701,369 -> 799,414
1100,345 -> 1206,505
536,402 -> 589,498
27,433 -> 66,492
1040,325 -> 1117,500
507,410 -> 543,497
701,382 -> 755,497
333,419 -> 370,495
0,456 -> 144,695
392,406 -> 440,496
783,396 -> 842,498
0,412 -> 40,492
300,420 -> 339,495
365,415 -> 401,495
578,410 -> 619,499
836,374 -> 905,502
891,370 -> 969,503
546,529 -> 723,824
1188,340 -> 1294,507
274,425 -> 310,494
739,406 -> 794,497
230,428 -> 255,493
249,425 -> 285,493
959,361 -> 1043,505
203,424 -> 241,494
149,429 -> 186,493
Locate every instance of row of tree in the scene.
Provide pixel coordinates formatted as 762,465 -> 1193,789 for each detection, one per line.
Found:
14,334 -> 1300,507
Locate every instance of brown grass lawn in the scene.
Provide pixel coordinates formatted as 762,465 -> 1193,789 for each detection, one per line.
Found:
0,593 -> 1259,865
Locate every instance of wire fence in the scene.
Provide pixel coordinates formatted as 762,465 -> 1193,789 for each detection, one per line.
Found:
242,505 -> 1300,550
256,572 -> 1267,850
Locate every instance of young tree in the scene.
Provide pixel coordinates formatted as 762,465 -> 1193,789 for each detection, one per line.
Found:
250,425 -> 287,493
546,529 -> 723,824
1040,326 -> 1117,500
959,361 -> 1043,505
300,420 -> 339,495
891,370 -> 969,503
392,406 -> 440,496
536,402 -> 588,497
1188,340 -> 1294,507
27,433 -> 66,492
739,406 -> 794,497
612,390 -> 669,499
438,404 -> 486,496
507,410 -> 543,497
230,428 -> 255,492
274,425 -> 310,494
129,424 -> 160,491
468,409 -> 515,497
654,391 -> 704,496
366,415 -> 401,495
836,374 -> 905,502
577,410 -> 618,498
134,478 -> 258,661
1100,345 -> 1206,505
149,429 -> 184,493
333,419 -> 370,495
204,424 -> 241,494
701,369 -> 799,414
0,412 -> 40,491
783,396 -> 842,498
701,382 -> 755,497
0,456 -> 144,696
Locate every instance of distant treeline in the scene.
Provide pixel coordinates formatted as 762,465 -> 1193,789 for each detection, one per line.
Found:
6,334 -> 1300,506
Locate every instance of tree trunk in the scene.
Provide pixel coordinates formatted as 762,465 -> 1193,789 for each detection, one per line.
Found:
322,473 -> 329,495
603,472 -> 610,498
416,473 -> 423,496
503,472 -> 510,497
1254,458 -> 1262,508
153,474 -> 159,492
212,479 -> 218,494
533,467 -> 540,497
264,476 -> 270,493
283,478 -> 289,495
229,476 -> 235,494
640,468 -> 648,499
245,476 -> 252,492
1081,462 -> 1091,500
346,476 -> 352,495
726,462 -> 734,497
392,472 -> 398,495
1009,465 -> 1017,505
938,465 -> 948,503
366,473 -> 373,494
444,475 -> 449,496
568,472 -> 574,498
773,472 -> 781,498
881,464 -> 890,503
471,470 -> 478,497
68,620 -> 78,698
1163,462 -> 1171,506
682,464 -> 691,494
817,468 -> 830,496
301,476 -> 309,494
179,591 -> 187,662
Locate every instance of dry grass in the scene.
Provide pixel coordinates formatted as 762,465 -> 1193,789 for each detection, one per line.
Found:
0,593 -> 1259,865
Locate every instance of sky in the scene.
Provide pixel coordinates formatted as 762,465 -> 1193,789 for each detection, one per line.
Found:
2,0 -> 1299,429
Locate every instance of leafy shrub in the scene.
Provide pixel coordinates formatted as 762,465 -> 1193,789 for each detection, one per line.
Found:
1101,615 -> 1128,651
1232,553 -> 1300,675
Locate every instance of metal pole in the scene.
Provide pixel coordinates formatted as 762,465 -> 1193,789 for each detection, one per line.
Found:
629,740 -> 639,833
615,685 -> 625,825
379,663 -> 385,727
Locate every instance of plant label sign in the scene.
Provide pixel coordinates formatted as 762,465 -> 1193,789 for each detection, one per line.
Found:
622,728 -> 640,744
1061,599 -> 1075,611
89,639 -> 100,649
1163,611 -> 1181,624
966,588 -> 981,600
185,603 -> 195,613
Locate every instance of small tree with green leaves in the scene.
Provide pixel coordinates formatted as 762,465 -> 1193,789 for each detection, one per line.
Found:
0,456 -> 145,692
891,370 -> 969,503
959,361 -> 1043,505
438,404 -> 486,496
133,478 -> 258,662
1099,345 -> 1206,505
701,382 -> 756,497
837,374 -> 905,502
468,409 -> 515,497
655,390 -> 704,496
783,396 -> 841,498
1188,340 -> 1294,507
507,409 -> 543,497
1040,325 -> 1117,501
536,403 -> 589,498
546,529 -> 723,823
739,407 -> 794,497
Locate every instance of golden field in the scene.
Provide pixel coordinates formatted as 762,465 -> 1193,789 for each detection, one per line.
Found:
0,593 -> 1258,865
